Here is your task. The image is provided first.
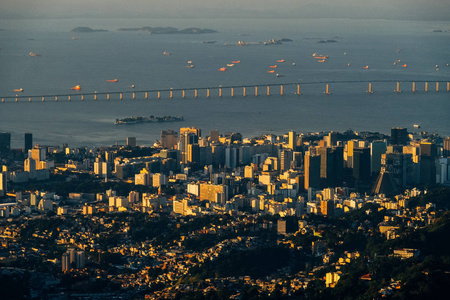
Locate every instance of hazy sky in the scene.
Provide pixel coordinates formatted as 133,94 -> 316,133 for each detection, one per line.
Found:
1,0 -> 449,20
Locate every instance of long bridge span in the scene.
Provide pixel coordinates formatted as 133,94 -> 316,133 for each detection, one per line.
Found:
1,80 -> 449,103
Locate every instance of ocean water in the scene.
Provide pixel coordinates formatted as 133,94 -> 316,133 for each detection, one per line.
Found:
0,18 -> 449,148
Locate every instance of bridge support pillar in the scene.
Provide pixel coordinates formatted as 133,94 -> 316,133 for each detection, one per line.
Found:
158,91 -> 161,99
133,92 -> 136,99
182,90 -> 185,98
55,96 -> 58,101
412,82 -> 416,92
29,97 -> 32,102
280,85 -> 284,96
107,94 -> 110,100
231,88 -> 234,97
396,82 -> 401,93
219,88 -> 222,97
267,86 -> 270,96
195,89 -> 198,98
119,93 -> 123,100
81,95 -> 84,101
42,97 -> 45,101
297,84 -> 301,95
15,97 -> 18,102
255,86 -> 258,96
447,82 -> 450,92
425,82 -> 428,92
243,87 -> 246,97
94,94 -> 97,100
206,89 -> 210,98
367,83 -> 373,94
170,90 -> 173,98
144,92 -> 148,99
436,82 -> 439,92
324,84 -> 330,95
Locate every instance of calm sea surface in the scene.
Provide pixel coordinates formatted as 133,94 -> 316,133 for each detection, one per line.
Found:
0,18 -> 449,148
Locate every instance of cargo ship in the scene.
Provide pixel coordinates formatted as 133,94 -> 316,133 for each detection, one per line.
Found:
312,53 -> 328,60
115,115 -> 184,125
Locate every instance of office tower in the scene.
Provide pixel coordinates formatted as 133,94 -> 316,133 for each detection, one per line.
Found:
0,132 -> 11,154
76,251 -> 86,269
328,131 -> 338,147
419,142 -> 436,185
321,200 -> 335,217
444,137 -> 450,157
304,151 -> 321,190
210,130 -> 220,143
225,147 -> 238,169
0,173 -> 6,197
61,253 -> 70,272
288,131 -> 296,150
280,148 -> 293,171
391,127 -> 408,146
187,143 -> 200,165
24,157 -> 37,179
29,147 -> 46,162
381,152 -> 414,187
180,129 -> 200,164
352,147 -> 371,182
345,140 -> 359,168
161,130 -> 178,149
318,146 -> 343,188
127,137 -> 136,148
370,140 -> 387,174
25,133 -> 33,153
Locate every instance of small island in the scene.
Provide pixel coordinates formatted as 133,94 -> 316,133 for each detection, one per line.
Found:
71,27 -> 109,33
117,27 -> 217,34
317,39 -> 338,43
115,115 -> 184,125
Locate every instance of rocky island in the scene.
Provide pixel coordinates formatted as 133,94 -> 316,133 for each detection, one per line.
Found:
115,115 -> 184,125
71,27 -> 109,33
117,26 -> 217,34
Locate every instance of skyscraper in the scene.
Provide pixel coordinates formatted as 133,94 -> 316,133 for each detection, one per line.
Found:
280,148 -> 293,171
419,142 -> 436,185
25,133 -> 33,153
288,131 -> 297,150
444,137 -> 450,157
370,140 -> 387,174
304,151 -> 321,190
0,132 -> 11,154
352,147 -> 371,182
391,127 -> 408,146
318,146 -> 343,188
127,137 -> 136,148
160,130 -> 178,149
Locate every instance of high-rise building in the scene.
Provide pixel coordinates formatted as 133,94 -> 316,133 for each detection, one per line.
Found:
370,140 -> 387,174
127,137 -> 136,148
210,130 -> 220,143
419,142 -> 436,185
318,146 -> 343,188
180,130 -> 200,164
0,132 -> 11,154
321,200 -> 335,217
24,157 -> 37,179
444,137 -> 450,157
280,148 -> 293,171
288,131 -> 297,150
0,172 -> 6,197
161,130 -> 178,149
61,253 -> 70,272
391,127 -> 408,146
304,151 -> 321,190
25,133 -> 33,153
187,143 -> 200,165
352,147 -> 371,182
381,152 -> 414,187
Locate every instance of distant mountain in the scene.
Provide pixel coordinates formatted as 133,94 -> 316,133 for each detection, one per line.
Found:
117,27 -> 217,34
71,26 -> 109,33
